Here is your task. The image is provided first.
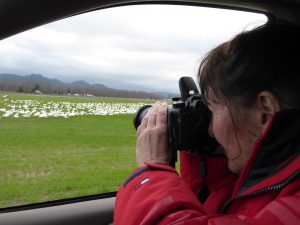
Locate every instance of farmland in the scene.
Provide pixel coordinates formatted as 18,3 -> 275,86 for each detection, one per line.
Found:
0,92 -> 154,208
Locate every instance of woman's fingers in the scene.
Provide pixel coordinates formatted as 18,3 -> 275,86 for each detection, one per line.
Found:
137,104 -> 159,136
156,102 -> 167,126
137,117 -> 147,137
140,102 -> 164,129
136,102 -> 169,166
146,104 -> 159,127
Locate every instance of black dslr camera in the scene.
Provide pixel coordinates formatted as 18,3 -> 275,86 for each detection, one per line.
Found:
133,76 -> 218,166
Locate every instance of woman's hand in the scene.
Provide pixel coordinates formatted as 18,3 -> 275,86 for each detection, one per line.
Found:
136,102 -> 170,167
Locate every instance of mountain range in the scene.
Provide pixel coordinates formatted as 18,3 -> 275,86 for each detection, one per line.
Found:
0,73 -> 175,99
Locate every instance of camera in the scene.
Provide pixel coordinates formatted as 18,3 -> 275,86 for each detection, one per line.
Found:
133,77 -> 218,162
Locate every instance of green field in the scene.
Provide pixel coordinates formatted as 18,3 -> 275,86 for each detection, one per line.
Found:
0,92 -> 153,208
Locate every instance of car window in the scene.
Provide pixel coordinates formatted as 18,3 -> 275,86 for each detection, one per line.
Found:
0,4 -> 267,209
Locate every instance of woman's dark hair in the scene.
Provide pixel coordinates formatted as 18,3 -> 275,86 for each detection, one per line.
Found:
198,22 -> 300,109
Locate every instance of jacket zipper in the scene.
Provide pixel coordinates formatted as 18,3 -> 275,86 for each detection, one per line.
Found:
221,168 -> 300,213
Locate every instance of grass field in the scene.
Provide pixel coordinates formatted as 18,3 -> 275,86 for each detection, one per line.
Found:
0,92 -> 153,208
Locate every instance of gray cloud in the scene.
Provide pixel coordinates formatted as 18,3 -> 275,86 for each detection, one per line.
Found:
0,5 -> 267,93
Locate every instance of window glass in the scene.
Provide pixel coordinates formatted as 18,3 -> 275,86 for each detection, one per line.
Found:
0,5 -> 267,208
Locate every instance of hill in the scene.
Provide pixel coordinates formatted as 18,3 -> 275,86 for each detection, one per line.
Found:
0,73 -> 165,99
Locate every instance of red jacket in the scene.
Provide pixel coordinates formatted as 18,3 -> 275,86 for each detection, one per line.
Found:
114,109 -> 300,225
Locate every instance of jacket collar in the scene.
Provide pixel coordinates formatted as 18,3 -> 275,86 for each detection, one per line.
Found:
233,109 -> 300,196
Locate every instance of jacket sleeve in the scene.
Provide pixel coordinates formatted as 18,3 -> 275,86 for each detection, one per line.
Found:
113,162 -> 300,225
114,163 -> 207,225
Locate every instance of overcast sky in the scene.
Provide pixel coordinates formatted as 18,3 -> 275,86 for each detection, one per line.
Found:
0,5 -> 267,93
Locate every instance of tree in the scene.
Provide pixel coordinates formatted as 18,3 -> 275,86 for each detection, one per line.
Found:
18,86 -> 24,92
32,84 -> 40,93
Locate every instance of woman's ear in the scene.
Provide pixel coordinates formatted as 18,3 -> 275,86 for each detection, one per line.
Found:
256,91 -> 280,125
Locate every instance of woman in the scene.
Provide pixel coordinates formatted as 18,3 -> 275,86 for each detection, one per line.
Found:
114,22 -> 300,225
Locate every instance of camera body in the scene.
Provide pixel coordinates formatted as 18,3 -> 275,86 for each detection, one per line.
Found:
168,95 -> 217,154
134,76 -> 218,156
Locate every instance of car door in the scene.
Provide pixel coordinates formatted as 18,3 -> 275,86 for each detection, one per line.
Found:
1,0 -> 297,224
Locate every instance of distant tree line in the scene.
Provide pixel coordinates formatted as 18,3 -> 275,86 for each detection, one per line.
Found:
0,79 -> 161,99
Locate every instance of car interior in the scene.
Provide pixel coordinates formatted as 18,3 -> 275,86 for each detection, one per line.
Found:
0,0 -> 299,224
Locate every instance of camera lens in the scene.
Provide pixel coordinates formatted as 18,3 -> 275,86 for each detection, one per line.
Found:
133,105 -> 152,129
